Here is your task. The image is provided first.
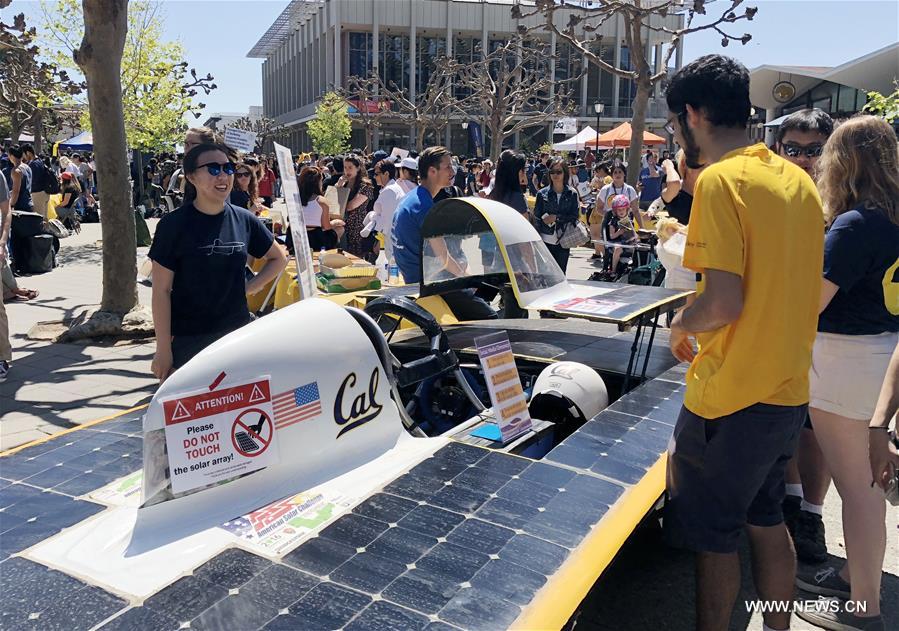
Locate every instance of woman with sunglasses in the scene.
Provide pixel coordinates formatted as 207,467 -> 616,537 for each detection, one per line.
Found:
230,162 -> 258,212
148,143 -> 287,383
533,157 -> 580,272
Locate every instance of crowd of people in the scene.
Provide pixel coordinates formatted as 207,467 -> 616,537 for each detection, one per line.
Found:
2,49 -> 897,631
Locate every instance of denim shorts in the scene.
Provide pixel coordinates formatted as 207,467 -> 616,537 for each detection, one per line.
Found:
664,402 -> 807,553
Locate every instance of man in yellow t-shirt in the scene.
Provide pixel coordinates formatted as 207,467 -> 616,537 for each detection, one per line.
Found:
663,55 -> 824,631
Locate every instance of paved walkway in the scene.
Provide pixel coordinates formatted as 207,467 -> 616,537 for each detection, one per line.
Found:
1,221 -> 158,449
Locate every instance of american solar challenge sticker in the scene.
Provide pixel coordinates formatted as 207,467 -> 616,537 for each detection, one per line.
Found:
160,376 -> 280,493
474,332 -> 533,442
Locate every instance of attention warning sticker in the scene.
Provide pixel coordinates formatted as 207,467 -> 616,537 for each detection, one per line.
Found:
160,376 -> 279,494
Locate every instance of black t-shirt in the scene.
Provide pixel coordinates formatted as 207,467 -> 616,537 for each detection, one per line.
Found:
664,190 -> 693,225
230,189 -> 251,209
819,206 -> 899,335
29,158 -> 49,192
148,203 -> 274,336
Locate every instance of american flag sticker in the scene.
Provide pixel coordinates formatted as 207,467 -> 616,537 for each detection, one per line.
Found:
273,382 -> 321,430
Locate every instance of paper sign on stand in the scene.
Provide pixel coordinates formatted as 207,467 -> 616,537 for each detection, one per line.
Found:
274,142 -> 316,299
389,147 -> 409,161
474,332 -> 533,443
161,376 -> 280,494
223,127 -> 258,153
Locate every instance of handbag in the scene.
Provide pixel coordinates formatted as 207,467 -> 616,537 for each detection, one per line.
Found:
558,220 -> 590,249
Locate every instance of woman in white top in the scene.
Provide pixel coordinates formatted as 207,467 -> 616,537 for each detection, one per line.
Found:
297,166 -> 335,251
371,159 -> 407,258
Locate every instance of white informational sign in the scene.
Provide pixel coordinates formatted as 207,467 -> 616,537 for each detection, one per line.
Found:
223,127 -> 258,153
474,332 -> 533,443
389,147 -> 409,161
274,142 -> 316,299
161,376 -> 280,494
554,117 -> 578,135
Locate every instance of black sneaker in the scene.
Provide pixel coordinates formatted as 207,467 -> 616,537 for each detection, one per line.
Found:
796,566 -> 851,599
796,599 -> 884,631
783,494 -> 801,539
795,509 -> 828,564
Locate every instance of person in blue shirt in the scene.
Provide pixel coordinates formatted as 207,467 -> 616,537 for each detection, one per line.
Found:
392,146 -> 496,321
149,143 -> 287,381
392,146 -> 458,284
638,151 -> 662,210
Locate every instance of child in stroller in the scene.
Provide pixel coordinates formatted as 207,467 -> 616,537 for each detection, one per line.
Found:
593,194 -> 638,281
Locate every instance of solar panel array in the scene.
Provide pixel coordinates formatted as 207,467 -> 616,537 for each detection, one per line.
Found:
0,365 -> 686,630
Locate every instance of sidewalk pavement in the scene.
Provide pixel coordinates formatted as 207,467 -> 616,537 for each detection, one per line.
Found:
1,221 -> 158,450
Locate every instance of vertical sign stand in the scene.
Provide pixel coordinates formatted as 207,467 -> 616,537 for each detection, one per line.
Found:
473,332 -> 533,444
274,142 -> 316,300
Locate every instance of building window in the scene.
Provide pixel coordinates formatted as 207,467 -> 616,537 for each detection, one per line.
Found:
348,32 -> 373,78
586,42 -> 614,110
454,37 -> 478,98
416,36 -> 446,96
380,34 -> 410,96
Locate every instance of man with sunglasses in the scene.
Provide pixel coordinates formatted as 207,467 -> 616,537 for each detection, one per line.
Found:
776,108 -> 832,180
774,108 -> 835,568
663,55 -> 824,631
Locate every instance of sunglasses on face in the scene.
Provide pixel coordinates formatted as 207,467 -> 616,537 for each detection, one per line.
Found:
782,143 -> 824,158
550,170 -> 564,175
198,162 -> 236,176
236,171 -> 251,178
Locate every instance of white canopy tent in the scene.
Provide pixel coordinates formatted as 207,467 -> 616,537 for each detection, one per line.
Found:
552,126 -> 610,152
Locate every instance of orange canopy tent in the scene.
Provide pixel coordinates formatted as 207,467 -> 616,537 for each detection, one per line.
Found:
584,121 -> 667,148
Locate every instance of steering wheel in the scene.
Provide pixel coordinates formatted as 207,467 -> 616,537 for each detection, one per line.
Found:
363,296 -> 460,389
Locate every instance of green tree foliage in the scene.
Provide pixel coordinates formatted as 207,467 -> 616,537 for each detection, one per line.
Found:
41,0 -> 215,151
863,82 -> 899,123
307,92 -> 351,155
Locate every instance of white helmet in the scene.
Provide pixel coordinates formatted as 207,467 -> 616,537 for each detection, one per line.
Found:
529,361 -> 609,424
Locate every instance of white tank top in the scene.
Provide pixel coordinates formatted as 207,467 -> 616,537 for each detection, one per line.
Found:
302,198 -> 323,228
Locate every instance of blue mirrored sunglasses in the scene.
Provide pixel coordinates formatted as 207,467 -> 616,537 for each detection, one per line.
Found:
197,161 -> 236,176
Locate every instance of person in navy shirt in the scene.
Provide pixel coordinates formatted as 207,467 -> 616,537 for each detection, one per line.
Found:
149,143 -> 287,380
793,115 -> 899,631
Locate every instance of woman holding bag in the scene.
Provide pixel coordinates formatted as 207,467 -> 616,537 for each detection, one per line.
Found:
533,157 -> 580,273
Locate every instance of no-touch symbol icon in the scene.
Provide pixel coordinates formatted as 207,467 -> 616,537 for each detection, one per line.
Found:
171,401 -> 190,421
248,385 -> 266,403
231,408 -> 273,458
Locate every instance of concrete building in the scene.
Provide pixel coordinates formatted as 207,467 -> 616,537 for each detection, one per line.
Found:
750,42 -> 899,144
248,0 -> 683,154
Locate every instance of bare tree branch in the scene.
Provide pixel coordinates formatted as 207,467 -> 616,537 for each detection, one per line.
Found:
445,35 -> 580,159
513,0 -> 757,184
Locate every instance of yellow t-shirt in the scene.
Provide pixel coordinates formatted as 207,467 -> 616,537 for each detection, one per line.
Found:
682,144 -> 824,419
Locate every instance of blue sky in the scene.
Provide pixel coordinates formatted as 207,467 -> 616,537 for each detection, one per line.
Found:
6,0 -> 899,116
